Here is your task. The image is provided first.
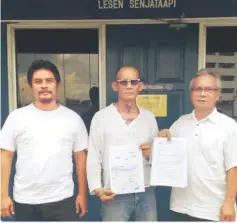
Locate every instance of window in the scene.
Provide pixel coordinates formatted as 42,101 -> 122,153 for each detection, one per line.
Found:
221,76 -> 235,81
206,52 -> 216,55
218,63 -> 235,69
219,52 -> 235,56
206,62 -> 216,68
15,29 -> 99,116
222,88 -> 234,93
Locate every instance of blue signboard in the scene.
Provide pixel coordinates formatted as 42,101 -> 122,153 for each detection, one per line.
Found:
2,0 -> 237,20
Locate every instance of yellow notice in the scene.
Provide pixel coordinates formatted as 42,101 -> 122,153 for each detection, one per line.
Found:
136,95 -> 167,117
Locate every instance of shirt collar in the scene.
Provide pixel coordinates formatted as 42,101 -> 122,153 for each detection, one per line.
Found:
188,107 -> 218,123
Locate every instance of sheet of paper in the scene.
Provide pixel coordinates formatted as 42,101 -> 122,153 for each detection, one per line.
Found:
150,137 -> 187,188
109,145 -> 145,194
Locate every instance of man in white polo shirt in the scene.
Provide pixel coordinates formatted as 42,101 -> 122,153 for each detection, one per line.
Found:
158,69 -> 237,221
0,59 -> 88,221
87,66 -> 158,221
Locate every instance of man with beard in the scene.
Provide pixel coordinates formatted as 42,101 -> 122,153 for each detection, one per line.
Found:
0,60 -> 88,221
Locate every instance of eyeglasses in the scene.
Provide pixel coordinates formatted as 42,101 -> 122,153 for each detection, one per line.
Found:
116,79 -> 140,86
192,87 -> 220,94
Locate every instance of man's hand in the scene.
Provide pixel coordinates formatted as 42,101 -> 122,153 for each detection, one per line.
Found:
1,195 -> 14,217
75,194 -> 87,217
157,129 -> 172,140
94,188 -> 116,202
140,143 -> 152,159
220,200 -> 236,221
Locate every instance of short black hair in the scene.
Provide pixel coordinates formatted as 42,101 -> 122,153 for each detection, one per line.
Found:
27,59 -> 61,85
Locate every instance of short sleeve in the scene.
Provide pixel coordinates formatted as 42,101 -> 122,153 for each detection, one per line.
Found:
223,122 -> 237,171
73,115 -> 89,152
0,113 -> 17,151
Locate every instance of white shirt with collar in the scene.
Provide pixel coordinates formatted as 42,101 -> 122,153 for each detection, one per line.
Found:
87,103 -> 158,194
169,108 -> 237,221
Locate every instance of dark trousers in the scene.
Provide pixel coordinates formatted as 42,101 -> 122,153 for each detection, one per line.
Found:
171,211 -> 214,222
14,196 -> 78,221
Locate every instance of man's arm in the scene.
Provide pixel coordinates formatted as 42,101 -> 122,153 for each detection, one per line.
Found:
1,149 -> 14,197
87,113 -> 102,194
87,114 -> 116,201
1,149 -> 15,217
74,149 -> 87,217
224,123 -> 237,203
221,123 -> 237,221
74,150 -> 87,199
73,115 -> 89,216
225,167 -> 237,204
0,112 -> 17,217
220,167 -> 237,221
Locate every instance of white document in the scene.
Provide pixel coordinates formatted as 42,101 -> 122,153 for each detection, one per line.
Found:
150,137 -> 187,188
109,145 -> 145,194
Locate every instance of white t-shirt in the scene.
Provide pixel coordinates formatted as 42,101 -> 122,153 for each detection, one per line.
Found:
87,103 -> 158,194
0,103 -> 88,204
169,108 -> 237,221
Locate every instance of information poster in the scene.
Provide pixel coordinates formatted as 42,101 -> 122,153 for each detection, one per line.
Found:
136,95 -> 167,117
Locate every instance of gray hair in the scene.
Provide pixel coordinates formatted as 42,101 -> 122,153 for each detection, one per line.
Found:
189,68 -> 222,90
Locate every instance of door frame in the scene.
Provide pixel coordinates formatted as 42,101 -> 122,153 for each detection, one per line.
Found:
6,17 -> 237,113
198,20 -> 237,69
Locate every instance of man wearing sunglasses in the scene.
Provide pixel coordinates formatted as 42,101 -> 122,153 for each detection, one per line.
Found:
87,66 -> 158,221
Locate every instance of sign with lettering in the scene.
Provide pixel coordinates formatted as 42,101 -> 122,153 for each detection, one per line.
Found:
136,94 -> 167,117
98,0 -> 177,9
143,83 -> 174,91
2,0 -> 236,20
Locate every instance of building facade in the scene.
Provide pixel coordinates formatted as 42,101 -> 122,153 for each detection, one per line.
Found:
1,0 -> 237,221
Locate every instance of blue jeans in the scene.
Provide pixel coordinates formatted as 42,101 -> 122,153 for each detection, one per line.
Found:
101,187 -> 157,221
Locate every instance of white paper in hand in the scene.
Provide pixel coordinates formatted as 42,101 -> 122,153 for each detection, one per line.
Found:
109,145 -> 145,194
150,137 -> 187,188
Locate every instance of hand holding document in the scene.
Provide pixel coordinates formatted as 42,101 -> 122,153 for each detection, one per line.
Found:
150,137 -> 187,188
109,145 -> 145,194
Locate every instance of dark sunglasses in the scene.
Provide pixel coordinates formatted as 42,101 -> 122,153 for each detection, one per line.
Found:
116,79 -> 140,86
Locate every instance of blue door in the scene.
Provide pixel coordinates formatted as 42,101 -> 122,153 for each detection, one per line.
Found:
106,24 -> 198,221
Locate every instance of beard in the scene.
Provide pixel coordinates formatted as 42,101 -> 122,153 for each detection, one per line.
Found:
39,98 -> 54,104
38,91 -> 54,104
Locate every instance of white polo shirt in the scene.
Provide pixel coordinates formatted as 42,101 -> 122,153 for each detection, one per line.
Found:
169,108 -> 237,221
0,103 -> 88,204
87,103 -> 158,194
